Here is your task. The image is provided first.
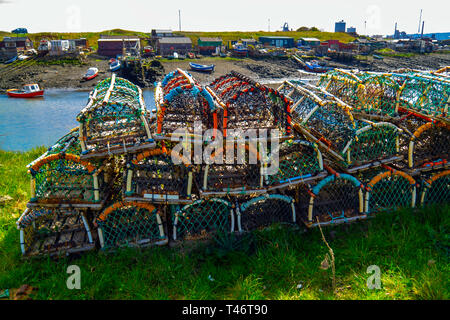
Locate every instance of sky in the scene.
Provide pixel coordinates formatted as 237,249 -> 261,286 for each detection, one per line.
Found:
0,0 -> 449,36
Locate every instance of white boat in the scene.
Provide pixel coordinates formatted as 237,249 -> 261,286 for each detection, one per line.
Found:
109,60 -> 121,72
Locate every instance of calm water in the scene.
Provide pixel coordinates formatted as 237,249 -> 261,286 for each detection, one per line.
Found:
0,89 -> 156,151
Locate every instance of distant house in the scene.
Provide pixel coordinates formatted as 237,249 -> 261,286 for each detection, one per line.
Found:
198,37 -> 222,55
241,39 -> 257,47
97,37 -> 141,57
156,37 -> 192,56
49,40 -> 70,56
151,29 -> 175,39
298,37 -> 321,48
0,36 -> 33,51
258,36 -> 295,48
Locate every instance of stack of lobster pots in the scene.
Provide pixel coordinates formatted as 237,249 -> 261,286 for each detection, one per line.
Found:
16,66 -> 450,257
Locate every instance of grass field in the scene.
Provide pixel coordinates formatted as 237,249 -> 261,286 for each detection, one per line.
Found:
0,148 -> 448,300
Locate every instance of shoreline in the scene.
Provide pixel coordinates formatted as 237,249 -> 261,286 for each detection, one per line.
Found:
1,53 -> 448,92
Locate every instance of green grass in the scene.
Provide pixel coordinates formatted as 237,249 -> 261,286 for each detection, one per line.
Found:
375,48 -> 416,58
0,149 -> 448,300
175,31 -> 355,44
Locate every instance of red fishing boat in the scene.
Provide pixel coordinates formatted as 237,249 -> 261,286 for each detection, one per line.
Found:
6,84 -> 44,98
83,67 -> 99,81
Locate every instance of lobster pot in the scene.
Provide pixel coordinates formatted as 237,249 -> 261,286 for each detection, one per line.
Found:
420,170 -> 450,206
172,198 -> 234,241
264,140 -> 324,189
125,149 -> 193,203
237,194 -> 296,232
355,74 -> 400,117
96,202 -> 167,249
407,121 -> 450,169
16,208 -> 95,257
347,121 -> 402,167
28,153 -> 104,206
211,71 -> 292,136
304,174 -> 365,227
199,143 -> 264,195
395,74 -> 450,118
77,76 -> 153,157
157,84 -> 217,136
316,70 -> 361,106
156,69 -> 217,136
365,170 -> 417,214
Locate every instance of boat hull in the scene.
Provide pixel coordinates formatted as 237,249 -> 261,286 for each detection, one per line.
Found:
83,73 -> 98,81
189,62 -> 215,72
7,90 -> 44,98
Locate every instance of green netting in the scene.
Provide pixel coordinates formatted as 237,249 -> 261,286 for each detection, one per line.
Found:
17,208 -> 93,257
350,123 -> 399,164
422,172 -> 450,206
77,76 -> 150,155
173,199 -> 233,240
97,205 -> 165,249
238,194 -> 295,231
31,158 -> 99,203
366,172 -> 416,214
265,140 -> 322,186
308,174 -> 363,224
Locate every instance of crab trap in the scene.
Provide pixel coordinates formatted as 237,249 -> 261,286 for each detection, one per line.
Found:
27,152 -> 106,209
287,82 -> 402,171
16,207 -> 95,257
77,75 -> 154,158
124,148 -> 194,204
298,172 -> 366,228
364,168 -> 417,214
236,194 -> 296,232
154,69 -> 220,139
317,69 -> 450,121
211,71 -> 293,138
197,142 -> 266,197
96,202 -> 167,250
263,139 -> 326,190
172,198 -> 234,241
419,170 -> 450,207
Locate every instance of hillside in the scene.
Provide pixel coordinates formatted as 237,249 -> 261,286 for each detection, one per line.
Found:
0,29 -> 356,50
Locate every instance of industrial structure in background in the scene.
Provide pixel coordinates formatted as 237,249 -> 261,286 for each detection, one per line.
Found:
335,20 -> 346,33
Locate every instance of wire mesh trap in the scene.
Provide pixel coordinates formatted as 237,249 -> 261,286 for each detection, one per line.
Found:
16,208 -> 95,257
96,201 -> 167,249
211,71 -> 293,137
236,194 -> 296,232
125,148 -> 194,203
264,139 -> 325,189
77,75 -> 154,158
198,142 -> 265,196
302,173 -> 365,227
172,198 -> 234,241
365,169 -> 417,214
291,94 -> 402,169
406,121 -> 450,170
154,68 -> 218,137
27,153 -> 105,207
420,170 -> 450,207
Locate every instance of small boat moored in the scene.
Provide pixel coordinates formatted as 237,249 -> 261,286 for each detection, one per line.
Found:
109,60 -> 121,72
83,67 -> 99,81
7,84 -> 44,98
4,56 -> 17,64
189,62 -> 215,73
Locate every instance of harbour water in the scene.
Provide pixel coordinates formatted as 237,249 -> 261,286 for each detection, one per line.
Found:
0,89 -> 156,151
